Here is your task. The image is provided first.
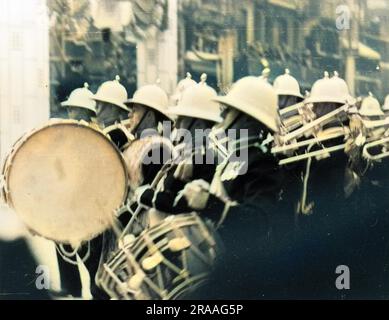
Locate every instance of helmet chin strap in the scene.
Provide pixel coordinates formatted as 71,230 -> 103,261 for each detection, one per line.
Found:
210,108 -> 272,162
132,109 -> 160,138
98,104 -> 128,128
171,117 -> 196,147
68,107 -> 95,122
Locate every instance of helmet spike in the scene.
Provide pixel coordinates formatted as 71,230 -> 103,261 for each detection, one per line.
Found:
186,72 -> 192,79
84,82 -> 89,89
333,71 -> 339,77
200,73 -> 207,84
285,68 -> 290,75
324,71 -> 329,78
262,68 -> 270,78
115,75 -> 120,82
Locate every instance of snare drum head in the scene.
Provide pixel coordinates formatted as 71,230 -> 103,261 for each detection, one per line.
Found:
5,120 -> 128,245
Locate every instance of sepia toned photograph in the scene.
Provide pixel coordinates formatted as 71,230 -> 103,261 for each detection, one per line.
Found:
1,0 -> 389,303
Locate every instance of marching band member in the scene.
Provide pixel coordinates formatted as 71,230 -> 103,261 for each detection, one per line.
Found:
279,73 -> 388,298
274,69 -> 304,113
292,71 -> 354,217
92,75 -> 131,150
273,69 -> 306,230
134,74 -> 224,216
353,95 -> 389,295
61,83 -> 97,124
114,83 -> 176,232
191,76 -> 287,298
125,82 -> 173,137
122,82 -> 175,192
55,82 -> 109,299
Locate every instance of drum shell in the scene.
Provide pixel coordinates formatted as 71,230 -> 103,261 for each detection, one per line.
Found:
96,212 -> 221,300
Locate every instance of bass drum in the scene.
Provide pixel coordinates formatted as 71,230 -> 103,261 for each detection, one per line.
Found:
96,212 -> 221,300
1,119 -> 128,247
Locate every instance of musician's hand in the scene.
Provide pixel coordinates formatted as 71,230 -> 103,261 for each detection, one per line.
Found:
355,133 -> 366,147
181,179 -> 210,210
134,184 -> 153,206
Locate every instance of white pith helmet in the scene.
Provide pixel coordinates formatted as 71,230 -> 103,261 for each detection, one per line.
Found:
126,82 -> 173,120
305,71 -> 355,105
273,69 -> 303,99
61,83 -> 96,113
359,92 -> 384,117
168,73 -> 222,123
171,72 -> 197,104
92,75 -> 129,111
382,94 -> 389,111
213,76 -> 279,132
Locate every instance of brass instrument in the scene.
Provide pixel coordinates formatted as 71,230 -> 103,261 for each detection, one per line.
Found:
362,128 -> 389,161
279,101 -> 305,116
273,104 -> 350,165
280,104 -> 348,143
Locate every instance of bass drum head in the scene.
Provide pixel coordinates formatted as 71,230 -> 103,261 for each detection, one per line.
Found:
6,120 -> 128,246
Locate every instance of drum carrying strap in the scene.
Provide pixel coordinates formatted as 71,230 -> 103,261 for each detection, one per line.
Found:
209,162 -> 239,229
210,134 -> 273,227
297,150 -> 314,216
56,243 -> 93,299
76,253 -> 93,300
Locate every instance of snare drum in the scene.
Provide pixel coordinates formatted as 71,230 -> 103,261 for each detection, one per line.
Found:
122,135 -> 176,193
1,119 -> 128,246
96,212 -> 221,300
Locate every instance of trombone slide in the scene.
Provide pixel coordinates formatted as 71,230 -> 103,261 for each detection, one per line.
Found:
280,102 -> 305,116
272,130 -> 346,154
281,115 -> 303,133
361,117 -> 389,129
279,144 -> 346,165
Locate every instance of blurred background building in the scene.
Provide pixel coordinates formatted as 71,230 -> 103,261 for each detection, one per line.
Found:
1,0 -> 389,299
180,0 -> 388,97
0,0 -> 49,164
48,0 -> 175,117
47,0 -> 389,116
